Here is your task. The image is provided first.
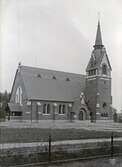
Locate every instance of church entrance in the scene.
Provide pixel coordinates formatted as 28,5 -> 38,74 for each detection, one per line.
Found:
79,108 -> 87,120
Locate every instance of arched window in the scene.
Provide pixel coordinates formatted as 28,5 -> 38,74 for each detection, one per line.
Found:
88,69 -> 96,76
43,104 -> 50,114
59,105 -> 62,114
47,104 -> 50,114
90,60 -> 94,67
43,104 -> 46,114
62,105 -> 65,114
102,64 -> 107,75
15,87 -> 22,105
101,112 -> 108,117
59,104 -> 65,114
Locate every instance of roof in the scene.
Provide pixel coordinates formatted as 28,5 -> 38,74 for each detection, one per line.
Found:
86,47 -> 103,71
86,21 -> 112,72
94,21 -> 103,48
86,47 -> 112,72
8,103 -> 22,112
20,66 -> 86,102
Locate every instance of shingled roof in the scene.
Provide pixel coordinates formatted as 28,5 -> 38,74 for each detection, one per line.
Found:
94,21 -> 103,48
86,21 -> 112,72
20,66 -> 86,102
86,47 -> 112,71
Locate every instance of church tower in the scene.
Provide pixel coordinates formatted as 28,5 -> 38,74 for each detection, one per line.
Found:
85,21 -> 112,121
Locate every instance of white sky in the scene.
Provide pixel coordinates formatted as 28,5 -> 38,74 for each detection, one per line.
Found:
1,0 -> 122,112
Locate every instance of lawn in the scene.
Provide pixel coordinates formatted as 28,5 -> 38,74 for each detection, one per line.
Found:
0,128 -> 122,143
46,157 -> 122,167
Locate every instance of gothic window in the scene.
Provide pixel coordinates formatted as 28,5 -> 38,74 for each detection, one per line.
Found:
59,104 -> 65,114
43,104 -> 50,114
91,60 -> 94,67
62,105 -> 65,114
43,104 -> 46,114
93,69 -> 96,75
15,87 -> 22,105
102,64 -> 107,75
47,104 -> 50,114
88,71 -> 91,76
101,112 -> 108,117
59,105 -> 61,114
88,69 -> 96,76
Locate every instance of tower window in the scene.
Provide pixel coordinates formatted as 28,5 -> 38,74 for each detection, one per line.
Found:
88,69 -> 96,76
91,60 -> 94,67
101,113 -> 108,117
102,64 -> 107,75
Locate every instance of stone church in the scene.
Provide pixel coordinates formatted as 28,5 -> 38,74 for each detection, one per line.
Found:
8,21 -> 113,121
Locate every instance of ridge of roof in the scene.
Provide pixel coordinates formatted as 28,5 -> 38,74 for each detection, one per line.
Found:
20,65 -> 85,77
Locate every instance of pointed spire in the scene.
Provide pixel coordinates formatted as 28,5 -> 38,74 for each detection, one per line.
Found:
94,21 -> 103,49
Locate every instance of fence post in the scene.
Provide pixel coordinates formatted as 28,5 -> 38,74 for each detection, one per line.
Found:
111,132 -> 114,158
48,134 -> 51,162
109,132 -> 116,165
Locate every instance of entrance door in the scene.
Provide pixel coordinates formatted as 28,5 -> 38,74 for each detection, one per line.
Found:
79,110 -> 84,120
79,108 -> 87,120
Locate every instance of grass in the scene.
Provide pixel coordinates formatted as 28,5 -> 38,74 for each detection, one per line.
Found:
44,157 -> 122,167
0,128 -> 122,143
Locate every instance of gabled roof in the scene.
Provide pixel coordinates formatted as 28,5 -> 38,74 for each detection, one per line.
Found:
20,66 -> 86,102
86,47 -> 112,72
86,47 -> 105,71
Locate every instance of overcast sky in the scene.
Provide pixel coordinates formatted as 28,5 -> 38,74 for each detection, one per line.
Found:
1,0 -> 122,112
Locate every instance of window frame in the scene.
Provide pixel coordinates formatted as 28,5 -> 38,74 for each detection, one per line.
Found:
102,64 -> 107,75
59,104 -> 65,115
42,104 -> 50,115
15,87 -> 22,105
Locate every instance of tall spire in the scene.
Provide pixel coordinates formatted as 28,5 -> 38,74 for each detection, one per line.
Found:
94,21 -> 103,49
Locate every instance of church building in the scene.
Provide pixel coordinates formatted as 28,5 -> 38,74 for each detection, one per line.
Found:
8,21 -> 113,121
